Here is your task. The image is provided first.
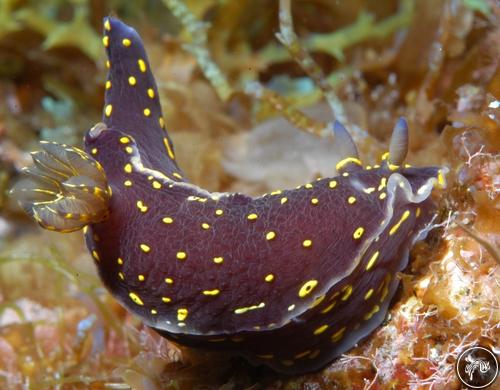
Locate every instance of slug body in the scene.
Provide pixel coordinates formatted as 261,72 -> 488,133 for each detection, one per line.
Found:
14,18 -> 445,375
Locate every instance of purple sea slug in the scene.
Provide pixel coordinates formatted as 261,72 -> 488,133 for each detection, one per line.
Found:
12,17 -> 446,374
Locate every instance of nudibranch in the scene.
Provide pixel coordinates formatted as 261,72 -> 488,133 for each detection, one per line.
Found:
12,17 -> 446,375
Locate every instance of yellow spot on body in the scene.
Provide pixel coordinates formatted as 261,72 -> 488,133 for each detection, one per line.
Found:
162,297 -> 171,303
280,197 -> 288,204
159,116 -> 165,128
128,76 -> 136,86
381,152 -> 390,161
288,304 -> 295,311
143,108 -> 151,117
378,177 -> 387,191
129,292 -> 144,306
138,274 -> 145,281
162,217 -> 173,224
311,198 -> 319,205
215,209 -> 224,216
91,148 -> 97,155
364,288 -> 374,300
264,274 -> 274,282
203,289 -> 220,296
136,200 -> 148,213
380,274 -> 392,294
119,137 -> 130,144
353,227 -> 364,239
104,19 -> 111,31
177,308 -> 188,321
147,88 -> 155,98
161,137 -> 174,159
125,146 -> 133,154
313,324 -> 329,335
138,59 -> 146,72
366,251 -> 380,271
309,350 -> 321,359
302,239 -> 312,248
342,172 -> 349,177
213,256 -> 224,264
311,295 -> 325,308
304,183 -> 313,189
437,170 -> 446,187
416,207 -> 421,217
379,192 -> 387,200
117,257 -> 124,265
364,304 -> 380,320
321,301 -> 336,314
329,180 -> 337,188
124,163 -> 132,173
298,280 -> 318,298
140,244 -> 150,253
234,302 -> 265,314
208,338 -> 225,342
266,231 -> 276,241
102,36 -> 109,47
201,222 -> 210,230
151,309 -> 157,315
105,60 -> 111,69
176,251 -> 187,260
380,283 -> 390,302
331,326 -> 346,342
173,172 -> 183,179
389,210 -> 410,235
92,250 -> 100,261
271,190 -> 282,195
363,187 -> 376,194
105,104 -> 112,117
341,285 -> 353,301
336,157 -> 362,171
105,80 -> 111,89
347,196 -> 356,204
247,213 -> 258,221
118,272 -> 124,280
122,38 -> 131,47
294,350 -> 311,359
152,181 -> 162,189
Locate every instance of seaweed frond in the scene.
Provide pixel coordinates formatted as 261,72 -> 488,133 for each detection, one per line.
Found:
245,81 -> 330,138
163,0 -> 233,101
276,0 -> 347,125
